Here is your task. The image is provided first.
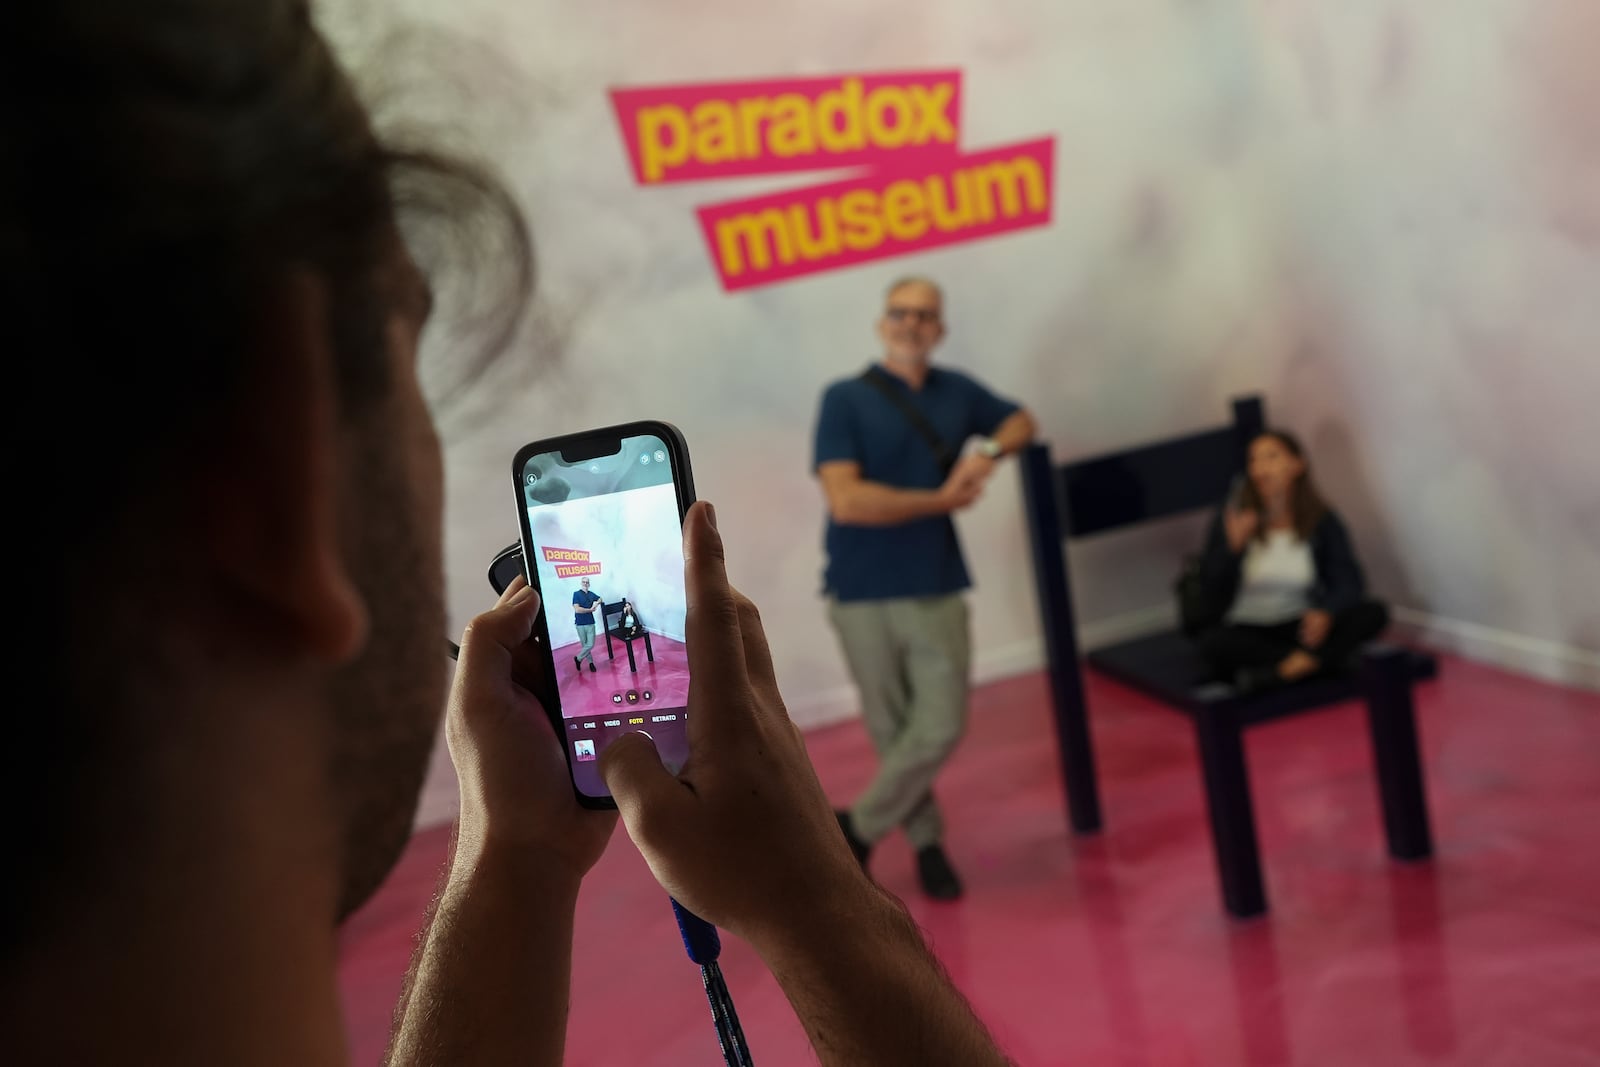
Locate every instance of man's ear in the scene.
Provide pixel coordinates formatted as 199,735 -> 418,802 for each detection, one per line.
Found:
197,270 -> 369,664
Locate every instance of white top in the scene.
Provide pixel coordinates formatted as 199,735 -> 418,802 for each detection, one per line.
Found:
1227,530 -> 1315,625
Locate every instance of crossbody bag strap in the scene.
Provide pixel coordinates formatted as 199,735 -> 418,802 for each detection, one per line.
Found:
858,366 -> 958,477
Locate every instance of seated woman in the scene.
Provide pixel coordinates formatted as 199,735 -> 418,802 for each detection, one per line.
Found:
1194,430 -> 1389,695
614,599 -> 644,639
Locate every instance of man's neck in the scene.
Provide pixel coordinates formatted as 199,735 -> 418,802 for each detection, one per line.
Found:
1,696 -> 348,1064
878,355 -> 931,391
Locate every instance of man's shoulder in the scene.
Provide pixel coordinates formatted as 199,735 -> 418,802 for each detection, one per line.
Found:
821,369 -> 874,401
816,370 -> 882,430
928,365 -> 995,394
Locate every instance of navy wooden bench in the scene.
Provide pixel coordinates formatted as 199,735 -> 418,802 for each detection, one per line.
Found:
1019,396 -> 1437,918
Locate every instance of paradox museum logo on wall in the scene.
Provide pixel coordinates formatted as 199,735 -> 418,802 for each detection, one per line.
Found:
543,546 -> 602,579
609,70 -> 1056,292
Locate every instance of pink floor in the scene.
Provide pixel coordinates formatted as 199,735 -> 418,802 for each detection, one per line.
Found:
337,652 -> 1600,1065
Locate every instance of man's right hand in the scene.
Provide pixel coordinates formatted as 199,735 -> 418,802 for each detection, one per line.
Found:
599,502 -> 872,945
947,451 -> 997,494
937,466 -> 985,514
603,502 -> 1015,1065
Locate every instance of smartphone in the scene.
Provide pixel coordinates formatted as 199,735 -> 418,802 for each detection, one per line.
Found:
511,422 -> 695,808
1227,472 -> 1249,512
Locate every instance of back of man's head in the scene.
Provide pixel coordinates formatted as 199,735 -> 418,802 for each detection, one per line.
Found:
0,0 -> 516,958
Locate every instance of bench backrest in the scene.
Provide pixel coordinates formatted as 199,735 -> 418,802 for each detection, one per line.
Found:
1057,396 -> 1265,539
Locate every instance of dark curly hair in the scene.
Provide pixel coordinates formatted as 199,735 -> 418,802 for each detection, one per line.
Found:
4,0 -> 531,950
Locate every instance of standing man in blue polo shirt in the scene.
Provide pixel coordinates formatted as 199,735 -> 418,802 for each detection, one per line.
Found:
813,276 -> 1037,899
572,576 -> 603,673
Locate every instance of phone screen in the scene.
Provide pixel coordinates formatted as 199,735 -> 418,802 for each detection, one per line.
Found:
517,429 -> 691,801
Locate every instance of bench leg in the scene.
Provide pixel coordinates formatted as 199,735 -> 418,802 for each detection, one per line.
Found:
1362,648 -> 1434,861
1195,710 -> 1267,918
1018,444 -> 1103,835
1054,677 -> 1102,836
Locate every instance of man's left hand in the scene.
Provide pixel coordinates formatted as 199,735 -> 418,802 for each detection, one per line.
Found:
448,576 -> 617,879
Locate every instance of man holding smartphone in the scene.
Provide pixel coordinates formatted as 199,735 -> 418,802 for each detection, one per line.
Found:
814,277 -> 1037,900
9,4 -> 1013,1065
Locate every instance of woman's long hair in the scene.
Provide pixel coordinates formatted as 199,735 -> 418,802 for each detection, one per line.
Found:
1240,430 -> 1328,541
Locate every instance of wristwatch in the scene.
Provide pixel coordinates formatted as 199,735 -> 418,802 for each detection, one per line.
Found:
977,437 -> 1004,460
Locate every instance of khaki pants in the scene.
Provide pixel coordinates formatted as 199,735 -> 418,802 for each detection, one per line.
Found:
828,594 -> 971,848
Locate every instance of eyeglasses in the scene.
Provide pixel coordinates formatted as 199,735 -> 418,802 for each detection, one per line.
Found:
885,306 -> 941,326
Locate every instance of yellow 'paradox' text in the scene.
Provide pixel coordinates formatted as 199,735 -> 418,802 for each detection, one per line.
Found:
636,78 -> 957,183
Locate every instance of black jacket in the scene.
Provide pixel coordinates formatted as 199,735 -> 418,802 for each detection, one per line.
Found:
1198,506 -> 1367,623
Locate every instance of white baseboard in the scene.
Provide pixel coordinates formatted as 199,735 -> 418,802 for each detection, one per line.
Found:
1389,606 -> 1600,692
785,602 -> 1178,729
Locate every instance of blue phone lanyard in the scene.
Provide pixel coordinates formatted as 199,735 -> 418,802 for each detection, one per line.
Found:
671,898 -> 754,1066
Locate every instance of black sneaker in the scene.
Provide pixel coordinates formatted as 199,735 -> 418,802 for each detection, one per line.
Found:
588,660 -> 597,672
574,656 -> 582,671
916,845 -> 964,901
835,810 -> 871,868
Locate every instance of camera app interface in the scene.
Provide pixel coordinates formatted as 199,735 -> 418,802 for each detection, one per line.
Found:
521,433 -> 690,798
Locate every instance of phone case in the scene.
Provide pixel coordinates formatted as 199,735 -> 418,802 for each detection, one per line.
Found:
508,421 -> 696,810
